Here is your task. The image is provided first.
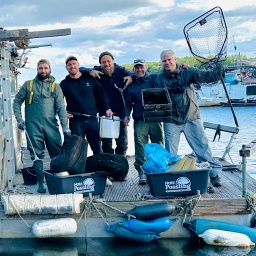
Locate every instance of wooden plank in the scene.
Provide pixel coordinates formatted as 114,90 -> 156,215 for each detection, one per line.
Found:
85,198 -> 251,218
0,31 -> 19,40
240,139 -> 256,157
203,122 -> 239,134
26,28 -> 71,39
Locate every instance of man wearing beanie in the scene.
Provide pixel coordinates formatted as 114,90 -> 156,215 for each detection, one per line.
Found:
80,51 -> 132,156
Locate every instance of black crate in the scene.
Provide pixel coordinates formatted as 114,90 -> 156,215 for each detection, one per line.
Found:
44,171 -> 107,196
142,88 -> 172,122
142,88 -> 172,110
146,169 -> 209,197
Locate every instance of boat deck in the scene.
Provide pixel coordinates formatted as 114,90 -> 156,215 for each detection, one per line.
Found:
8,148 -> 256,213
0,147 -> 256,238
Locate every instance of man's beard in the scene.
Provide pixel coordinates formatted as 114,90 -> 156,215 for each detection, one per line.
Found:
102,66 -> 114,76
37,73 -> 50,80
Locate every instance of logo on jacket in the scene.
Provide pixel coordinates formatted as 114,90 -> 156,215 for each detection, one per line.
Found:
86,82 -> 90,87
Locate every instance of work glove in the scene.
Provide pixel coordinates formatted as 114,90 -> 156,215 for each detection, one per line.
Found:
63,127 -> 71,136
17,119 -> 25,131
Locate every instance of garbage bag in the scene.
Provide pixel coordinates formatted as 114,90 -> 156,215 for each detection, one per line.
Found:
50,134 -> 88,174
85,153 -> 128,181
142,143 -> 180,174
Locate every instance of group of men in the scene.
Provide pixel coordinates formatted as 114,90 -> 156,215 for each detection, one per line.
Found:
13,49 -> 223,193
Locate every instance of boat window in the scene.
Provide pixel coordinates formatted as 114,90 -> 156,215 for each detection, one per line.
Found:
246,86 -> 256,96
224,73 -> 239,84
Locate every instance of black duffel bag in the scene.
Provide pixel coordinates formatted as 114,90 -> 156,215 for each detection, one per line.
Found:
85,153 -> 129,181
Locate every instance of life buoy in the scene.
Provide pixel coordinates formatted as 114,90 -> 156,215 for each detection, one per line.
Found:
106,222 -> 161,242
32,218 -> 77,238
199,229 -> 255,247
122,217 -> 176,234
126,202 -> 176,220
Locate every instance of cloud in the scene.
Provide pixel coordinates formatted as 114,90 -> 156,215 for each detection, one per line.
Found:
1,0 -> 255,84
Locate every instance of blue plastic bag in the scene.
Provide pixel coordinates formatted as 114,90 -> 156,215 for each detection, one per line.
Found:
142,143 -> 180,174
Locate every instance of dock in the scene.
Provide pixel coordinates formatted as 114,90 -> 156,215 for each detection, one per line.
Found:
1,145 -> 256,239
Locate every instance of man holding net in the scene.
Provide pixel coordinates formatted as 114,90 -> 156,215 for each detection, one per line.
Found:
154,49 -> 223,187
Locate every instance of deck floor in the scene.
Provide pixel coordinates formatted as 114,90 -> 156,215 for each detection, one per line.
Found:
10,147 -> 256,202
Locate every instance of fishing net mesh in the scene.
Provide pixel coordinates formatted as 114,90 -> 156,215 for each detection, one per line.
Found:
183,6 -> 228,70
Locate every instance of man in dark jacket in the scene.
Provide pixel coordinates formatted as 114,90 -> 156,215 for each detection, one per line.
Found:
155,49 -> 223,187
124,59 -> 164,184
80,51 -> 132,156
60,56 -> 113,155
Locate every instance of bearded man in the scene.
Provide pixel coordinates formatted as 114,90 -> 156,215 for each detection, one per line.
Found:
80,51 -> 132,156
13,59 -> 70,193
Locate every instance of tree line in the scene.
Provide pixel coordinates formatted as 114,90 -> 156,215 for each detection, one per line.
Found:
123,54 -> 256,74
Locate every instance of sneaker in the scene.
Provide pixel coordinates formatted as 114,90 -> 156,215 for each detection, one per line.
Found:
138,170 -> 146,185
106,178 -> 112,187
210,175 -> 222,187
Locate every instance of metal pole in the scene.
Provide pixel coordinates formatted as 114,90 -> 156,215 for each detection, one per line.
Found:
241,145 -> 247,196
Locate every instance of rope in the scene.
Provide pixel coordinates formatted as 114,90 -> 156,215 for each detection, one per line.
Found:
94,199 -> 136,218
245,193 -> 256,213
1,191 -> 32,229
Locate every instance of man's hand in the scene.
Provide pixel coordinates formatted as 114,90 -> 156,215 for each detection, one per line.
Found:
123,116 -> 130,126
67,113 -> 73,119
180,63 -> 189,68
106,109 -> 113,117
63,127 -> 71,136
123,76 -> 132,86
17,119 -> 25,131
90,70 -> 104,79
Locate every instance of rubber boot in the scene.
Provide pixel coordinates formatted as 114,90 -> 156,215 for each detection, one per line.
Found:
33,160 -> 46,193
137,168 -> 146,185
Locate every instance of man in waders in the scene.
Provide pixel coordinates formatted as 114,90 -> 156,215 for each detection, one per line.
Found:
123,59 -> 164,185
13,59 -> 70,193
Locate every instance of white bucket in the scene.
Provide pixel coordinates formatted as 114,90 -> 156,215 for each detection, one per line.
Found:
100,116 -> 120,138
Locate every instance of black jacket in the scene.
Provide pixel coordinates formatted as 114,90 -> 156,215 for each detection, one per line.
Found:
80,63 -> 132,118
60,73 -> 110,116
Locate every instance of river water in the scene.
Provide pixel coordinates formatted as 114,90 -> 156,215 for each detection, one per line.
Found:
2,106 -> 256,255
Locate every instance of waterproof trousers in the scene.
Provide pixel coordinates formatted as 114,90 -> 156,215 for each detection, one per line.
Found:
134,120 -> 164,170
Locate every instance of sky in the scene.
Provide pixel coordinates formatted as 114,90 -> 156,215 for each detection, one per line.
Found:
1,0 -> 256,84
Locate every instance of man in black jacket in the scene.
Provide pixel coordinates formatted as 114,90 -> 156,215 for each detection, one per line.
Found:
60,56 -> 113,154
124,59 -> 164,184
80,51 -> 132,156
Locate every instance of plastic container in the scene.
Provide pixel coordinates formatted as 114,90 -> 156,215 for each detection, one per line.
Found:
146,169 -> 209,197
100,116 -> 120,138
21,167 -> 37,185
44,171 -> 107,196
142,88 -> 172,122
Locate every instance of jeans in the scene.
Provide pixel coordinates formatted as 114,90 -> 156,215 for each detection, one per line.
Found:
164,119 -> 212,163
69,117 -> 102,154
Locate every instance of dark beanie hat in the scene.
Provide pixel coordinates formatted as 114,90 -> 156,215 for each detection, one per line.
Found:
99,51 -> 114,63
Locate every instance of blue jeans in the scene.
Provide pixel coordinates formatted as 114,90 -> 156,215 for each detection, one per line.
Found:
164,119 -> 212,163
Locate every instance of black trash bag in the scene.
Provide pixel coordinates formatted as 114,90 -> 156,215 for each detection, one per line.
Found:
50,134 -> 88,174
85,153 -> 129,181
